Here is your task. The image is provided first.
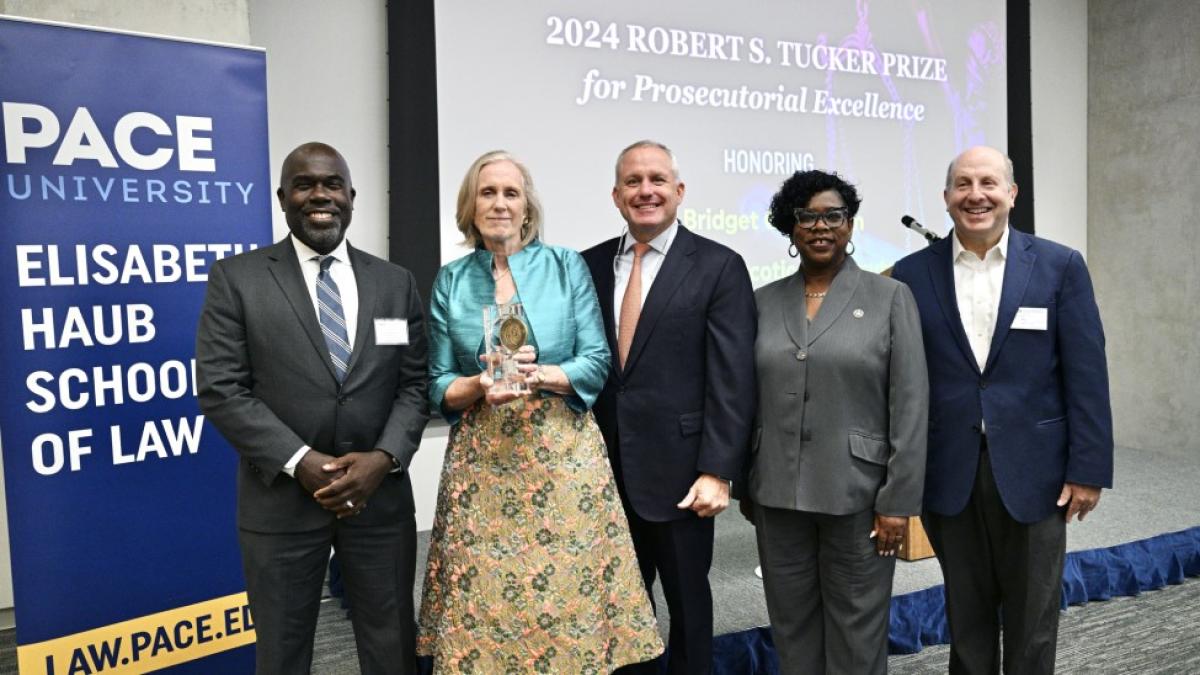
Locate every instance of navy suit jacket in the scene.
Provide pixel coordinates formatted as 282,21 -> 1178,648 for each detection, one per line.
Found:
583,226 -> 757,522
892,227 -> 1113,523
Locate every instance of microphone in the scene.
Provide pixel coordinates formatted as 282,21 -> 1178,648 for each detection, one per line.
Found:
901,215 -> 941,242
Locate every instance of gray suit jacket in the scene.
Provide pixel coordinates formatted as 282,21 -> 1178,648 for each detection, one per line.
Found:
747,257 -> 928,516
196,238 -> 429,532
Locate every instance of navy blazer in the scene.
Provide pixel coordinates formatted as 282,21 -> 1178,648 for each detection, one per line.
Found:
892,228 -> 1113,523
583,226 -> 757,522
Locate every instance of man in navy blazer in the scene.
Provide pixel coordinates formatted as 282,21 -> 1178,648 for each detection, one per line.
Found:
583,140 -> 756,674
892,146 -> 1113,674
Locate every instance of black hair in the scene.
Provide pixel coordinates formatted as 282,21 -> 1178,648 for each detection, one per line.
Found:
767,170 -> 862,237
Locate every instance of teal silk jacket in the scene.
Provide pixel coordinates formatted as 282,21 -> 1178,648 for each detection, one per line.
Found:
428,239 -> 611,423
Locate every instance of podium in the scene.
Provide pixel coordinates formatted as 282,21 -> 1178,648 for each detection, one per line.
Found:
900,516 -> 936,561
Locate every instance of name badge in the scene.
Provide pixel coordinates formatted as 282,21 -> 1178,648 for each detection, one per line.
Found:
374,318 -> 409,345
1011,307 -> 1048,331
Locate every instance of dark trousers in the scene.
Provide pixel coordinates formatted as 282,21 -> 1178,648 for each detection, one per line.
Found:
239,518 -> 417,675
924,443 -> 1066,675
616,509 -> 715,675
755,506 -> 894,675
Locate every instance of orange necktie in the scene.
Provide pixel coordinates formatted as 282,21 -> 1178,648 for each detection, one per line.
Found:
618,242 -> 651,368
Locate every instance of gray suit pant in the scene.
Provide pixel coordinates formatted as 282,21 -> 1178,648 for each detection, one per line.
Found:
239,518 -> 417,675
923,445 -> 1066,675
755,506 -> 895,675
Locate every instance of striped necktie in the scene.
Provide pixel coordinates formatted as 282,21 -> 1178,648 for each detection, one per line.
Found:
316,255 -> 352,383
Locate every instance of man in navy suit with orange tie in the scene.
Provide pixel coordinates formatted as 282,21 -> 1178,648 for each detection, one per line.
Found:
892,145 -> 1113,674
583,140 -> 757,674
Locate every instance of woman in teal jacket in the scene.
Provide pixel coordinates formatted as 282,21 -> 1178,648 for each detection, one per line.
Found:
417,151 -> 662,674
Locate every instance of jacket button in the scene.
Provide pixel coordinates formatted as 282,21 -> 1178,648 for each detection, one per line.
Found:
795,350 -> 807,361
979,380 -> 987,389
338,396 -> 348,405
804,391 -> 810,401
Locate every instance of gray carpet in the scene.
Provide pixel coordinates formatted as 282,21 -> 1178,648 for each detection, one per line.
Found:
310,444 -> 1200,673
2,445 -> 1197,673
888,577 -> 1200,674
307,576 -> 1200,674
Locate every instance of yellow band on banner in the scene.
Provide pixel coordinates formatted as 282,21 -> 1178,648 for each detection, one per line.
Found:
16,592 -> 254,674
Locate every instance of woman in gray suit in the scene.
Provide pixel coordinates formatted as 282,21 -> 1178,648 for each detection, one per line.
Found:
740,170 -> 928,674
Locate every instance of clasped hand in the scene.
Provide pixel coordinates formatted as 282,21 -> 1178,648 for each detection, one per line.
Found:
478,345 -> 545,405
295,449 -> 393,519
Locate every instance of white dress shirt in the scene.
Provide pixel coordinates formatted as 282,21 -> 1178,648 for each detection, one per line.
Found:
283,234 -> 359,476
952,225 -> 1009,372
613,220 -> 678,336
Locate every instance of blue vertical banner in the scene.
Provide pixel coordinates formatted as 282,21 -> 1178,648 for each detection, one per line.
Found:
0,16 -> 270,673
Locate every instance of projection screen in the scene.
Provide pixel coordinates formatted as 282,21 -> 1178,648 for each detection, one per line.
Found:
434,1 -> 1007,283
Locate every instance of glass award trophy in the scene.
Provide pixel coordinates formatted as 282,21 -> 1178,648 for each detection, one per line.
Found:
483,302 -> 530,394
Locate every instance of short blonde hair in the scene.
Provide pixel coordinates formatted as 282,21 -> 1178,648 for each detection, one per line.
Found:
455,150 -> 543,248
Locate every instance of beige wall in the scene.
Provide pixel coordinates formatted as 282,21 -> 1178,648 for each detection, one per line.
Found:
1,0 -> 246,41
248,0 -> 391,258
1088,0 -> 1200,453
1,0 -> 249,42
1030,0 -> 1088,256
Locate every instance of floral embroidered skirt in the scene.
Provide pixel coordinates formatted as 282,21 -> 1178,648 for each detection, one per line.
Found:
417,396 -> 663,674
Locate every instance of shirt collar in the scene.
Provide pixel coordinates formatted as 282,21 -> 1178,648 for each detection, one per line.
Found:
291,234 -> 352,267
621,219 -> 678,256
952,224 -> 1009,263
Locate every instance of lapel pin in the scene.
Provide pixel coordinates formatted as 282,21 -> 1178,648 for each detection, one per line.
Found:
853,308 -> 865,318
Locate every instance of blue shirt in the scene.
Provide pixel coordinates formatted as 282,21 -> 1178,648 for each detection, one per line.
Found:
428,239 -> 611,423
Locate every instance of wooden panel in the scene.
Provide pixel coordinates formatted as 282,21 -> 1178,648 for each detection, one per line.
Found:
899,516 -> 935,561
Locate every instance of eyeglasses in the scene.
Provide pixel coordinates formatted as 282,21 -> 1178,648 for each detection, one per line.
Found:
793,207 -> 849,229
